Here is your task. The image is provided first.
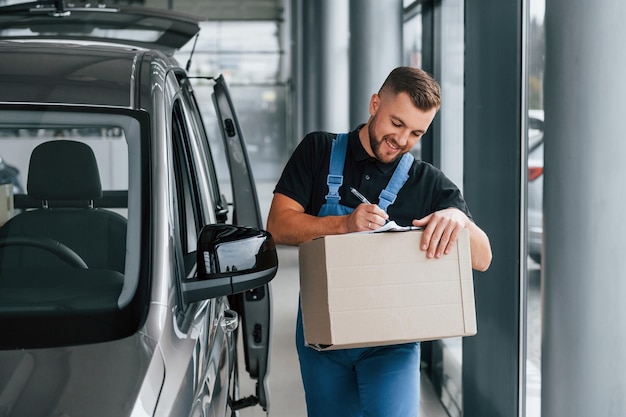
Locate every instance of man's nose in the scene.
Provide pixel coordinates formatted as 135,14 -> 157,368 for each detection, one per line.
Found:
397,130 -> 411,146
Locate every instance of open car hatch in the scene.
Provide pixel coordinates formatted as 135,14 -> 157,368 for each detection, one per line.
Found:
0,0 -> 201,55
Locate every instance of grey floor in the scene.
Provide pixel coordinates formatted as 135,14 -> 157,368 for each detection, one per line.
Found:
236,180 -> 448,417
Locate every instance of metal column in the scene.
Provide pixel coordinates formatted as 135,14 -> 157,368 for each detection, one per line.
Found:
319,0 -> 349,132
542,1 -> 626,416
348,0 -> 403,127
298,0 -> 349,135
463,0 -> 523,416
300,0 -> 322,135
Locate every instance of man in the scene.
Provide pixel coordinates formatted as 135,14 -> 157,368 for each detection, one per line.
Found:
267,66 -> 492,417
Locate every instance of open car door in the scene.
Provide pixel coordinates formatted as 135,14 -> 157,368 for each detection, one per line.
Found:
212,75 -> 273,412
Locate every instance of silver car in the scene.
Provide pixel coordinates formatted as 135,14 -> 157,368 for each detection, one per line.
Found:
0,3 -> 276,416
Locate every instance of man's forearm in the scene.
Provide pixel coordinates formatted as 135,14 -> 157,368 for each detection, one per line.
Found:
267,210 -> 348,246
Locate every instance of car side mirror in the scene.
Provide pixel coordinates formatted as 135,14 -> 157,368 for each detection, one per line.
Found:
181,224 -> 278,304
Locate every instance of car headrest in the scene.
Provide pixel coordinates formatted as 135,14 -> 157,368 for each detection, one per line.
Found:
27,140 -> 102,201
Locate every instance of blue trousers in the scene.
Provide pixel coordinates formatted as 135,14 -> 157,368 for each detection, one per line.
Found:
296,306 -> 421,417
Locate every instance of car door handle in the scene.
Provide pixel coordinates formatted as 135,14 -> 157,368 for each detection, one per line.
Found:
221,309 -> 239,333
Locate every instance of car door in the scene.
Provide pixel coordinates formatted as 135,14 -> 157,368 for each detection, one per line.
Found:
212,75 -> 273,412
181,75 -> 272,412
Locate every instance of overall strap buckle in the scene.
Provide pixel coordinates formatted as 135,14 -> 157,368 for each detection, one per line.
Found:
324,133 -> 349,204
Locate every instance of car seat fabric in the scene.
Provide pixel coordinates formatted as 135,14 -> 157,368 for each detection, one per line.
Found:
0,140 -> 127,273
27,140 -> 103,202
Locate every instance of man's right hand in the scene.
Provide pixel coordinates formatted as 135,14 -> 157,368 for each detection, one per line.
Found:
267,193 -> 388,246
347,203 -> 389,232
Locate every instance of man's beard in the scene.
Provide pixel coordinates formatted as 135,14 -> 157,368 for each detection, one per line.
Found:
368,117 -> 403,164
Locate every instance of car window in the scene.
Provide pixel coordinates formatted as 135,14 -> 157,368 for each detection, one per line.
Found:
171,100 -> 202,268
172,101 -> 201,254
170,96 -> 223,339
0,108 -> 147,348
179,78 -> 228,224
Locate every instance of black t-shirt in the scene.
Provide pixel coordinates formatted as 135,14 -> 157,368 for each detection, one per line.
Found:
274,128 -> 472,226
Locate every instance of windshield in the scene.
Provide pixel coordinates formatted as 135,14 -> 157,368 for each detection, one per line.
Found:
0,108 -> 147,349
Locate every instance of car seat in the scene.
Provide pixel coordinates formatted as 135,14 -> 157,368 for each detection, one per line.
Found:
0,140 -> 127,273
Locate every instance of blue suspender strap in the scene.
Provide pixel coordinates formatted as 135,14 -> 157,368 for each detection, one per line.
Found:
377,153 -> 414,212
325,133 -> 349,204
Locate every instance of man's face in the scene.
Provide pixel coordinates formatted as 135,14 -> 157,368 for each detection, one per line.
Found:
365,91 -> 438,164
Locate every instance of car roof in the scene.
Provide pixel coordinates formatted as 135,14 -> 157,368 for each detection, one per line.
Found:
0,40 -> 156,107
0,1 -> 201,55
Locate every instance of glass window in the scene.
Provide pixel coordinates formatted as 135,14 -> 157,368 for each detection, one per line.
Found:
526,0 -> 545,415
404,1 -> 466,416
179,79 -> 228,225
179,21 -> 282,85
403,3 -> 423,160
0,109 -> 146,348
403,4 -> 423,70
175,21 -> 289,183
172,101 -> 202,256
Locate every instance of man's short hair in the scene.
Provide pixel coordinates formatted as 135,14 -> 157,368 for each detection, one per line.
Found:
379,67 -> 441,111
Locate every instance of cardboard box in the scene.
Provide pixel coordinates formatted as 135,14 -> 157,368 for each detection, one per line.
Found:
0,183 -> 14,226
299,229 -> 475,351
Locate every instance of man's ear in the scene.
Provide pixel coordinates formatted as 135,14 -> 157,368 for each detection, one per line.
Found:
369,93 -> 380,116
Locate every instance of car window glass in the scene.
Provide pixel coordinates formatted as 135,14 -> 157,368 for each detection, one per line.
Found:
171,97 -> 222,340
179,78 -> 225,224
0,111 -> 145,348
171,100 -> 203,275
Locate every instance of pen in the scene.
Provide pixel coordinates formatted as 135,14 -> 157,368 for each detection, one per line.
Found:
350,187 -> 372,205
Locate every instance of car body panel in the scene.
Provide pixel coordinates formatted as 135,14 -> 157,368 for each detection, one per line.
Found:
0,41 -> 137,106
0,333 -> 158,416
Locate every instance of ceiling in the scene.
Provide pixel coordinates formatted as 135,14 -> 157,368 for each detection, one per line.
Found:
0,0 -> 284,21
142,0 -> 284,21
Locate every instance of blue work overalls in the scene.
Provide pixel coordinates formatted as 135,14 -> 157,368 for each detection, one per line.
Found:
296,133 -> 421,417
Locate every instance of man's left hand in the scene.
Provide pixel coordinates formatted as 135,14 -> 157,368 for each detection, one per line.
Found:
411,208 -> 470,259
